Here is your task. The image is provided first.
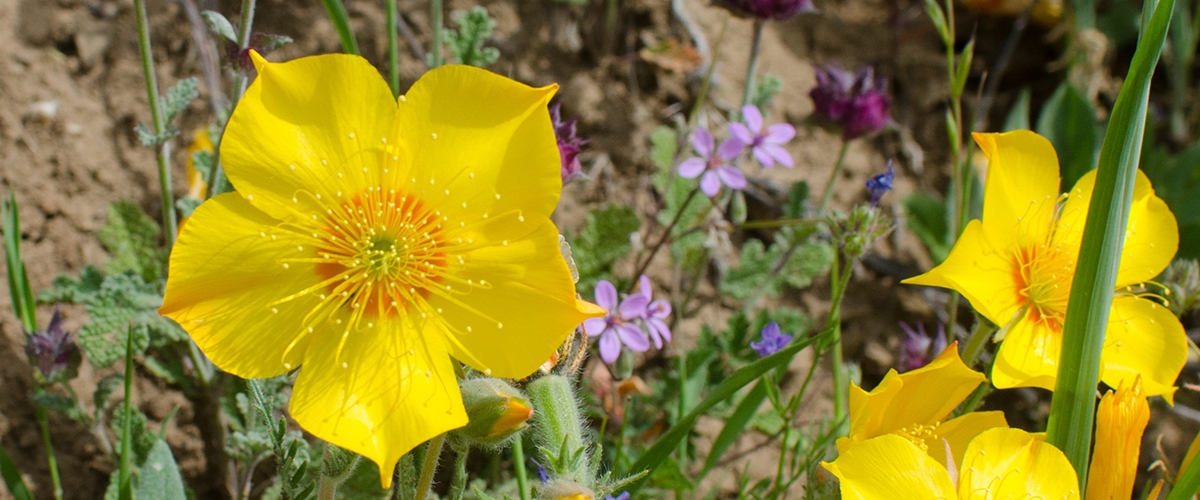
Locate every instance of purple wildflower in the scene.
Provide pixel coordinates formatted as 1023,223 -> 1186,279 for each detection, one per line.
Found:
866,161 -> 894,206
718,0 -> 816,20
729,105 -> 796,169
550,102 -> 590,184
750,322 -> 792,358
583,280 -> 651,364
898,322 -> 948,372
604,493 -> 631,500
531,458 -> 550,483
678,128 -> 747,197
634,275 -> 673,349
809,64 -> 892,140
24,306 -> 81,383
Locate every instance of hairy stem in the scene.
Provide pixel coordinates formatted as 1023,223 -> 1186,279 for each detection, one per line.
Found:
415,433 -> 446,499
134,0 -> 178,245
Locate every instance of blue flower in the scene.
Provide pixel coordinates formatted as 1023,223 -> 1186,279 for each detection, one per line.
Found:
866,161 -> 894,206
750,322 -> 792,357
604,493 -> 631,500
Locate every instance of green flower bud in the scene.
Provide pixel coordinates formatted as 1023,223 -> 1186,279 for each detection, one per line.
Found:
454,377 -> 533,447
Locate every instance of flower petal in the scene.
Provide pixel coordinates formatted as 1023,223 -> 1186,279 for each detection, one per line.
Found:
436,221 -> 606,379
991,309 -> 1061,391
1100,295 -> 1187,402
972,131 -> 1060,252
289,319 -> 466,490
822,434 -> 957,499
599,331 -> 620,363
765,123 -> 796,143
958,428 -> 1079,500
762,144 -> 794,168
617,323 -> 650,352
678,158 -> 706,179
618,294 -> 649,319
692,128 -> 714,158
222,52 -> 398,222
902,219 -> 1021,326
934,411 -> 1008,469
160,193 -> 318,378
717,166 -> 747,190
594,280 -> 618,311
1119,171 -> 1177,287
728,123 -> 754,145
741,105 -> 764,133
583,318 -> 609,337
752,146 -> 776,168
395,65 -> 562,241
717,137 -> 745,161
700,171 -> 721,197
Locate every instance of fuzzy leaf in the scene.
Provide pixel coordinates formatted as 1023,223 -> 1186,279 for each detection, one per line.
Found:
569,205 -> 641,292
201,10 -> 238,42
440,7 -> 500,67
162,78 -> 199,125
99,201 -> 166,282
135,440 -> 186,500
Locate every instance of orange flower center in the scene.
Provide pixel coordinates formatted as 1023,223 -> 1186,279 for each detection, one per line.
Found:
313,188 -> 448,319
1013,242 -> 1075,331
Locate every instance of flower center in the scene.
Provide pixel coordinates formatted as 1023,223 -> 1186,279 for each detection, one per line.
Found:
313,189 -> 447,319
1013,242 -> 1074,330
897,423 -> 941,452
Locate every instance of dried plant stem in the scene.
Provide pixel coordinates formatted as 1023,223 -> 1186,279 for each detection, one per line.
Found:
134,0 -> 178,245
416,433 -> 447,499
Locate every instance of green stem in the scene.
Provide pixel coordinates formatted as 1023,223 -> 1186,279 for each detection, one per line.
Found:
386,0 -> 400,97
959,316 -> 995,367
687,19 -> 727,126
133,0 -> 178,246
35,406 -> 62,500
320,0 -> 360,55
511,436 -> 531,500
675,354 -> 688,489
741,19 -> 765,108
827,250 -> 854,434
449,448 -> 468,500
317,446 -> 336,500
1169,445 -> 1200,500
415,433 -> 446,499
206,0 -> 256,199
429,0 -> 444,68
117,329 -> 135,500
817,140 -> 851,214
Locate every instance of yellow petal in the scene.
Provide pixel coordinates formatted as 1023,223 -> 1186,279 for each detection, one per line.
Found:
972,131 -> 1061,253
991,309 -> 1060,391
160,193 -> 316,378
1087,378 -> 1149,500
843,343 -> 985,445
221,52 -> 399,222
933,411 -> 1008,469
823,434 -> 957,499
289,316 -> 466,490
1055,169 -> 1178,289
902,220 -> 1021,326
395,65 -> 562,238
1100,295 -> 1186,402
435,220 -> 604,378
958,427 -> 1079,499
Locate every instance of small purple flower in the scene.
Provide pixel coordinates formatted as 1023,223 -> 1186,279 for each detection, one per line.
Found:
809,64 -> 892,140
550,102 -> 590,184
531,458 -> 550,483
898,322 -> 948,372
604,493 -> 631,500
718,0 -> 816,20
24,306 -> 81,383
729,105 -> 795,169
678,128 -> 747,197
750,322 -> 792,358
634,275 -> 673,349
866,161 -> 894,206
584,280 -> 651,364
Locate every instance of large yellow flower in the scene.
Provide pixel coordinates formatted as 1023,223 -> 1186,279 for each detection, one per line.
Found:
160,52 -> 604,487
904,131 -> 1185,400
838,343 -> 1007,469
824,427 -> 1080,499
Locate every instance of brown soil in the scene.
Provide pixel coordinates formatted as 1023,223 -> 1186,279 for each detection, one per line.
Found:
0,0 -> 1193,498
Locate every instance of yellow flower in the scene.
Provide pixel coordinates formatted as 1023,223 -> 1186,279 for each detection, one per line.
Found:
904,131 -> 1185,400
159,52 -> 604,487
1086,377 -> 1149,500
838,343 -> 1007,469
824,427 -> 1080,499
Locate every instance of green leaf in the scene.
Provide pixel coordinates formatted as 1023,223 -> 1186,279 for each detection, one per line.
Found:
750,73 -> 783,110
94,374 -> 123,424
40,264 -> 105,303
135,440 -> 186,500
568,205 -> 641,291
699,381 -> 767,477
1036,82 -> 1100,191
782,181 -> 810,219
902,193 -> 951,264
1045,0 -> 1175,486
201,10 -> 238,42
175,197 -> 202,219
441,7 -> 500,67
720,238 -> 832,301
0,441 -> 32,500
951,38 -> 974,100
76,272 -> 184,368
1003,88 -> 1032,132
2,191 -> 36,332
649,126 -> 678,172
190,150 -> 215,183
923,0 -> 951,45
626,330 -> 824,493
162,77 -> 199,125
99,201 -> 166,282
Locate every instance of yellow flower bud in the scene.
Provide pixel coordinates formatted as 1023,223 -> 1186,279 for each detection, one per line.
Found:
1086,377 -> 1149,500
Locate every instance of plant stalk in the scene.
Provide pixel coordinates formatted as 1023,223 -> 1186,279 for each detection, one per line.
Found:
959,316 -> 995,367
134,0 -> 178,246
449,448 -> 468,500
35,407 -> 62,500
117,328 -> 135,500
817,140 -> 851,214
206,0 -> 257,199
512,436 -> 531,500
429,0 -> 444,68
629,187 -> 700,291
386,0 -> 400,97
741,19 -> 765,107
415,433 -> 446,499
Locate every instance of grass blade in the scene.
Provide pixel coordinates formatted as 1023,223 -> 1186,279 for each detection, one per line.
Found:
319,0 -> 359,55
0,442 -> 32,500
2,191 -> 35,332
698,380 -> 767,478
1045,0 -> 1175,486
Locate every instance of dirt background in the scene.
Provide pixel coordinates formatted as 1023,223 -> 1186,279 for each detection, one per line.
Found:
0,0 -> 1196,498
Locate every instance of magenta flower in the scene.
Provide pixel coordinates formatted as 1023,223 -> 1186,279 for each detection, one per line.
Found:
550,102 -> 589,184
634,275 -> 673,349
678,128 -> 747,197
809,63 -> 892,140
750,322 -> 792,358
583,280 -> 651,364
718,0 -> 816,20
729,105 -> 795,169
898,322 -> 948,372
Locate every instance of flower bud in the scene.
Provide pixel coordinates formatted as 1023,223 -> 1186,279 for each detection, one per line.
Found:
24,306 -> 81,384
718,0 -> 816,20
550,102 -> 589,184
538,479 -> 594,500
454,378 -> 534,446
1086,377 -> 1149,500
809,64 -> 892,140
